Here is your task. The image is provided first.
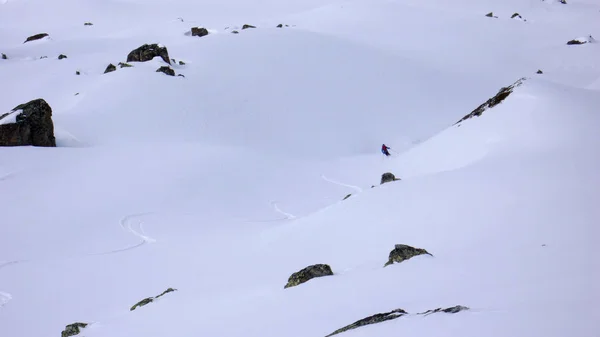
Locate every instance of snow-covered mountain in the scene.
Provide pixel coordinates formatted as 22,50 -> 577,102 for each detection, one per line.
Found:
1,0 -> 599,336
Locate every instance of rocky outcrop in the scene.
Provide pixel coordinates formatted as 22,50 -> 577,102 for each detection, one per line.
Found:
1,53 -> 6,60
126,44 -> 171,64
380,172 -> 400,185
24,33 -> 49,43
61,322 -> 87,337
191,27 -> 209,37
0,98 -> 56,147
325,305 -> 469,336
156,66 -> 175,76
242,24 -> 256,30
118,62 -> 132,68
58,54 -> 67,60
567,39 -> 586,45
384,244 -> 432,267
104,63 -> 116,73
325,308 -> 408,337
284,264 -> 333,289
418,305 -> 469,316
454,77 -> 526,124
130,287 -> 177,311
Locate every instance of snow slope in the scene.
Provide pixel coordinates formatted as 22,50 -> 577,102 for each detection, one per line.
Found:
1,0 -> 599,336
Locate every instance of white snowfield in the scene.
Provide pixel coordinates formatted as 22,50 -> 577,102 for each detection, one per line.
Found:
0,0 -> 599,336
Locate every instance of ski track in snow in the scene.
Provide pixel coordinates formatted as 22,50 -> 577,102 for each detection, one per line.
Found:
270,201 -> 297,219
321,174 -> 363,193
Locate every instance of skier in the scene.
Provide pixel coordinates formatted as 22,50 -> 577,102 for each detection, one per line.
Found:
381,144 -> 391,156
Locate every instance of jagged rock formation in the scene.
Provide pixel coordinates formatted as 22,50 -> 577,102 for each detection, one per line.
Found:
126,43 -> 171,64
0,98 -> 56,147
455,77 -> 526,124
130,288 -> 177,311
284,264 -> 333,289
156,66 -> 175,76
61,322 -> 88,337
24,33 -> 49,43
384,244 -> 432,267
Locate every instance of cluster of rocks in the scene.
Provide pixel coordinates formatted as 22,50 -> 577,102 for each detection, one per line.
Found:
103,43 -> 183,77
484,12 -> 526,20
130,287 -> 177,311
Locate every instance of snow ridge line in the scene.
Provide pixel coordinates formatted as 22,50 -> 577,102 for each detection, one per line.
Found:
270,201 -> 297,219
321,174 -> 363,193
0,291 -> 12,309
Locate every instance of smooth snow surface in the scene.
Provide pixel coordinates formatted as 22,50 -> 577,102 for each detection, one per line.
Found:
1,0 -> 599,336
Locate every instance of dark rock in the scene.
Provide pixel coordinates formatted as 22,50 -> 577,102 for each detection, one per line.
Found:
118,62 -> 132,68
485,12 -> 497,18
191,27 -> 209,37
1,53 -> 6,60
560,0 -> 567,3
242,24 -> 256,30
126,43 -> 171,64
231,30 -> 239,34
130,297 -> 154,311
343,194 -> 352,200
536,69 -> 543,74
277,24 -> 283,28
104,63 -> 117,74
156,66 -> 175,76
75,93 -> 79,96
384,244 -> 432,267
325,309 -> 408,337
567,39 -> 586,45
0,98 -> 56,147
84,22 -> 93,26
24,33 -> 49,43
40,56 -> 47,59
284,264 -> 333,289
75,71 -> 80,75
131,288 -> 177,311
61,322 -> 88,337
178,60 -> 186,65
380,172 -> 400,185
58,54 -> 67,60
511,13 -> 522,19
177,74 -> 185,77
418,305 -> 469,316
454,77 -> 526,124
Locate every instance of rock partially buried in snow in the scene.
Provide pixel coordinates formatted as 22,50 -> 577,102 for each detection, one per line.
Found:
343,193 -> 352,200
418,305 -> 469,315
131,287 -> 177,311
126,43 -> 171,65
156,66 -> 175,76
58,54 -> 67,60
104,63 -> 116,74
61,322 -> 88,337
1,53 -> 6,59
118,62 -> 132,68
384,244 -> 432,267
380,172 -> 400,185
325,308 -> 408,336
537,69 -> 543,74
84,22 -> 93,26
24,33 -> 49,43
0,98 -> 56,147
454,77 -> 526,124
191,27 -> 209,37
485,12 -> 498,18
242,24 -> 256,30
284,264 -> 333,289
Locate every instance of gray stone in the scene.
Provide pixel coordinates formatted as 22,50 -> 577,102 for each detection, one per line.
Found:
455,78 -> 526,124
58,54 -> 67,60
567,39 -> 586,45
191,27 -> 209,37
127,43 -> 171,64
343,194 -> 352,200
0,98 -> 56,147
1,53 -> 6,60
61,322 -> 88,337
242,24 -> 256,30
384,244 -> 432,267
325,309 -> 408,337
284,264 -> 333,289
380,172 -> 400,185
156,66 -> 175,76
84,22 -> 93,26
104,63 -> 116,73
24,33 -> 49,43
118,62 -> 133,68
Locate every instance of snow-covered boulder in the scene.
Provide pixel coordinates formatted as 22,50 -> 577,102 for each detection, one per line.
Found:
455,77 -> 526,124
126,43 -> 171,65
567,35 -> 595,45
384,244 -> 432,267
156,66 -> 175,76
0,98 -> 56,147
380,172 -> 400,185
284,264 -> 333,289
23,33 -> 49,43
61,322 -> 88,337
191,27 -> 209,37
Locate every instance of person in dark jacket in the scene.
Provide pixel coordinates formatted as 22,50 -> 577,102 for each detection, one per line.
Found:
381,144 -> 391,156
